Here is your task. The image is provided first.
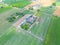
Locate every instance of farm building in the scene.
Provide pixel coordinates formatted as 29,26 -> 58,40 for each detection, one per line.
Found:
26,15 -> 37,24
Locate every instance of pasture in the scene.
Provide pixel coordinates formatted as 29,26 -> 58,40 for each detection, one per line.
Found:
0,6 -> 12,13
44,16 -> 60,45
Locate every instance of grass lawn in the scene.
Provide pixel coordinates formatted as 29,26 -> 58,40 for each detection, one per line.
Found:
44,16 -> 60,45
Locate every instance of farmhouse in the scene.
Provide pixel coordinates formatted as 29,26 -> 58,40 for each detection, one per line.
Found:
26,15 -> 37,24
13,14 -> 31,27
20,15 -> 37,30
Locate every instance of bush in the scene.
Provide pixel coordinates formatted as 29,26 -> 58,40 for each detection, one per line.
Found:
16,12 -> 24,16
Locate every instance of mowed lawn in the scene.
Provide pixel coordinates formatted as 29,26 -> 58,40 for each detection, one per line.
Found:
44,16 -> 60,45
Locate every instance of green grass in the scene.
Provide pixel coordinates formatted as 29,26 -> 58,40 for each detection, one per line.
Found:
0,9 -> 13,36
56,2 -> 60,6
4,0 -> 31,8
12,1 -> 31,8
0,9 -> 22,36
0,27 -> 16,45
40,7 -> 56,14
44,16 -> 60,45
30,12 -> 52,38
0,8 -> 46,45
0,9 -> 33,38
0,6 -> 12,13
0,26 -> 42,45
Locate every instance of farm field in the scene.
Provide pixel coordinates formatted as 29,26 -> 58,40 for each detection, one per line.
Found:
44,16 -> 60,45
40,7 -> 56,14
38,0 -> 56,7
0,6 -> 12,13
30,13 -> 52,38
0,8 -> 20,37
0,8 -> 33,39
4,0 -> 31,8
0,13 -> 51,45
0,0 -> 60,45
56,2 -> 60,6
0,9 -> 18,35
0,7 -> 55,45
53,7 -> 60,16
0,26 -> 42,45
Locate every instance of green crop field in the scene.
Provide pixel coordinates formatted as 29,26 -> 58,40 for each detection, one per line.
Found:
0,26 -> 42,45
40,7 -> 56,14
44,16 -> 60,45
0,6 -> 12,13
0,9 -> 13,36
56,2 -> 60,6
4,0 -> 31,8
30,13 -> 52,37
0,0 -> 60,45
12,0 -> 31,8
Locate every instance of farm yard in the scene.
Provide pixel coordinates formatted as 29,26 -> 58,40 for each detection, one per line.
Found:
0,6 -> 54,45
0,13 -> 49,45
0,0 -> 60,45
0,7 -> 33,39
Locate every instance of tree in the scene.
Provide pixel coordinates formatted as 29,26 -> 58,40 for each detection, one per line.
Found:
52,3 -> 56,6
7,16 -> 16,22
21,23 -> 30,30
